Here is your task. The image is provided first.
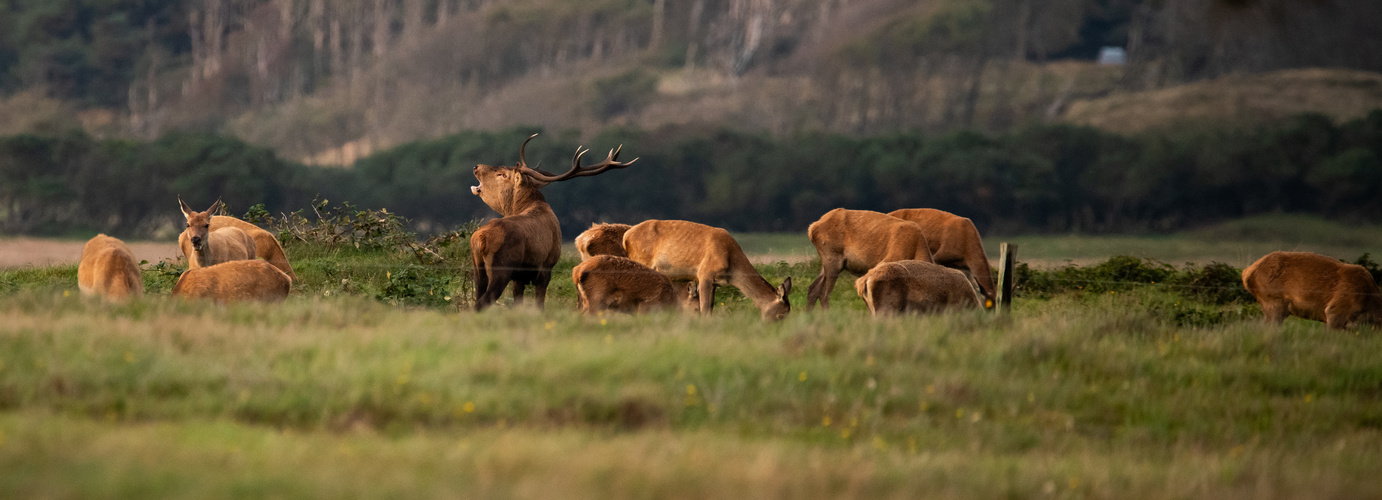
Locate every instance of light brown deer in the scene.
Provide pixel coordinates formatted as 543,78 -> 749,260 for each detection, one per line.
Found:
854,260 -> 983,316
172,259 -> 291,303
1242,251 -> 1382,329
572,255 -> 681,314
623,219 -> 792,321
76,234 -> 143,301
210,215 -> 296,281
888,208 -> 995,308
805,208 -> 934,310
575,222 -> 632,261
178,198 -> 257,269
470,134 -> 637,310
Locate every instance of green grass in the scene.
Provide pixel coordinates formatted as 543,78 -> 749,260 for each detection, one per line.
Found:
2,229 -> 1381,498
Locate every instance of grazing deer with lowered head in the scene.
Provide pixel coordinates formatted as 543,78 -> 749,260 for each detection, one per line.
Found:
178,198 -> 257,269
572,254 -> 689,314
77,234 -> 143,301
210,215 -> 296,281
172,259 -> 291,303
888,208 -> 995,308
1242,251 -> 1382,329
575,222 -> 632,261
623,219 -> 792,321
805,208 -> 934,310
470,134 -> 636,310
855,260 -> 983,316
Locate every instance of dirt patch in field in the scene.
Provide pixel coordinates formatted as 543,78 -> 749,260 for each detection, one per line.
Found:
0,237 -> 181,269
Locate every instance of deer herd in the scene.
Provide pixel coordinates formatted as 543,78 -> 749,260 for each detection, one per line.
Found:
72,134 -> 1381,329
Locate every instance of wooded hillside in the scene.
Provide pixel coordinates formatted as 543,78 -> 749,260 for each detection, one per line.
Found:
3,0 -> 1380,161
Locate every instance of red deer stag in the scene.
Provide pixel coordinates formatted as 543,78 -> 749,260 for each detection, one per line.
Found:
77,234 -> 143,301
210,216 -> 296,281
470,134 -> 637,310
854,260 -> 982,316
575,223 -> 632,261
1242,251 -> 1382,329
805,208 -> 934,310
623,219 -> 792,321
172,260 -> 292,303
888,208 -> 995,308
178,198 -> 257,269
572,255 -> 683,314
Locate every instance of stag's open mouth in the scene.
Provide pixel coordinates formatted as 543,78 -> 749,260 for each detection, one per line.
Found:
470,186 -> 481,195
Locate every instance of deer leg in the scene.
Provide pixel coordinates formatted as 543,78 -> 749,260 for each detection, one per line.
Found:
477,267 -> 513,311
1325,300 -> 1360,330
532,269 -> 552,310
807,255 -> 843,310
511,279 -> 526,306
698,279 -> 716,314
473,259 -> 492,311
1259,301 -> 1288,324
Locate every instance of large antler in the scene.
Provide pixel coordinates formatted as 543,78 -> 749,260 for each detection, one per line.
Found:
520,143 -> 638,183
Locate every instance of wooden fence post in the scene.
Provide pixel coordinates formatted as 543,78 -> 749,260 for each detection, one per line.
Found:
996,242 -> 1018,313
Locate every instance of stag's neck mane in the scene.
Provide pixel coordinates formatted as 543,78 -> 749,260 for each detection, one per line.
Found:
500,185 -> 554,217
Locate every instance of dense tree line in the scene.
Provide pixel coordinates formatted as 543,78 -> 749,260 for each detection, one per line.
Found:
3,111 -> 1380,238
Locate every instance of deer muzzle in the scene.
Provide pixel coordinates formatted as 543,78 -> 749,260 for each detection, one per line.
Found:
470,186 -> 481,195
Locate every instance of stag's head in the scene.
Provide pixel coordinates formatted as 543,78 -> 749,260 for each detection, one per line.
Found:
471,133 -> 637,216
179,197 -> 220,252
762,277 -> 793,322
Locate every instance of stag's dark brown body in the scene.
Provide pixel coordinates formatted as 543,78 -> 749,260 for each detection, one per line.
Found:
469,134 -> 636,310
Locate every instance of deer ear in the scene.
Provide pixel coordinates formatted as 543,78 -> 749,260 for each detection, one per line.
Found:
778,276 -> 793,298
178,196 -> 194,220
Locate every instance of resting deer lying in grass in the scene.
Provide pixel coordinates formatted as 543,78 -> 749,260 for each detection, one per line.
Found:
178,198 -> 257,269
623,219 -> 792,321
77,234 -> 143,301
575,223 -> 632,261
172,260 -> 291,303
470,134 -> 637,310
888,208 -> 995,308
1242,251 -> 1382,329
805,208 -> 933,310
210,216 -> 296,281
572,255 -> 686,314
854,260 -> 982,316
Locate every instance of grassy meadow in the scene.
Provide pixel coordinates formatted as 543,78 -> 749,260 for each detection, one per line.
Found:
2,216 -> 1381,499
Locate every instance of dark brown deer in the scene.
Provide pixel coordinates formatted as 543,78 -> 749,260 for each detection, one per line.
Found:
805,208 -> 934,310
470,134 -> 636,310
888,208 -> 995,308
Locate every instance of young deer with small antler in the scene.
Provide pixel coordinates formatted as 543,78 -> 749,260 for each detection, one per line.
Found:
469,134 -> 637,310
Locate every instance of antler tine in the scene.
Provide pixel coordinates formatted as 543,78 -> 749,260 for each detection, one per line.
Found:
516,133 -> 539,168
520,143 -> 638,183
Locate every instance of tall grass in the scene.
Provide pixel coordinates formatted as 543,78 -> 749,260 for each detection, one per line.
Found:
1,232 -> 1380,498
